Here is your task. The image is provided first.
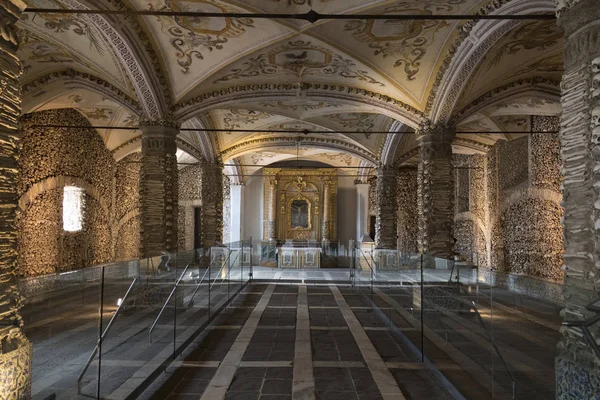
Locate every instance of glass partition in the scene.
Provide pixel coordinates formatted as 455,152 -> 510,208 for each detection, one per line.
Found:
69,241 -> 252,399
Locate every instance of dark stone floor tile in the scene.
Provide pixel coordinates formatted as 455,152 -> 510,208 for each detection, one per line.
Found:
316,392 -> 358,400
173,379 -> 209,394
266,367 -> 293,380
229,376 -> 263,392
236,367 -> 267,378
262,379 -> 292,394
260,395 -> 291,400
225,391 -> 261,400
168,394 -> 204,399
184,368 -> 216,380
315,378 -> 354,393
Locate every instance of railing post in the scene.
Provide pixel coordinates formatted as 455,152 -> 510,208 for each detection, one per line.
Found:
97,265 -> 105,399
420,253 -> 424,363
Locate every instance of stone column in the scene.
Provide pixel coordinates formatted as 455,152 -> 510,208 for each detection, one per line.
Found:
139,121 -> 178,257
556,1 -> 600,395
0,1 -> 32,397
397,167 -> 418,254
230,183 -> 244,243
263,176 -> 277,241
355,181 -> 370,242
375,167 -> 398,249
417,123 -> 455,258
200,164 -> 224,246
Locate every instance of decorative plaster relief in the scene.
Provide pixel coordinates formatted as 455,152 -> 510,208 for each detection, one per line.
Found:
214,40 -> 385,86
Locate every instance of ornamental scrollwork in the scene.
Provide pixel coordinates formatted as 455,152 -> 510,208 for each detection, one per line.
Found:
344,0 -> 465,81
150,0 -> 254,74
215,40 -> 384,87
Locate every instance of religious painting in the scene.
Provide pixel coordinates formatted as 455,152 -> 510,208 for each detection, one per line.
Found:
290,199 -> 310,229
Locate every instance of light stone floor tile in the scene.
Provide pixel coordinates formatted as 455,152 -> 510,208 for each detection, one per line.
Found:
293,285 -> 314,400
330,286 -> 406,400
200,284 -> 276,400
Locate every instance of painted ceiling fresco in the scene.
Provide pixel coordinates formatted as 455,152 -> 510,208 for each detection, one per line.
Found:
18,0 -> 564,180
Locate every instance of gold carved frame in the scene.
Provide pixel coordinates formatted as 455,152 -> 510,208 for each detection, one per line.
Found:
287,194 -> 312,232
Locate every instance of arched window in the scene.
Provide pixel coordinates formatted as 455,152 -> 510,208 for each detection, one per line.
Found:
63,186 -> 84,232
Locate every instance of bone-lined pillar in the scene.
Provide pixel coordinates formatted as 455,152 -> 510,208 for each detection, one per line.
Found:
263,174 -> 278,241
375,167 -> 398,249
322,178 -> 337,241
417,123 -> 455,258
397,167 -> 418,253
140,121 -> 179,256
0,1 -> 32,397
200,164 -> 224,246
556,1 -> 600,396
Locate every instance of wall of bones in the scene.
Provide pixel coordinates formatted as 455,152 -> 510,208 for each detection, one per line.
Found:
453,116 -> 563,281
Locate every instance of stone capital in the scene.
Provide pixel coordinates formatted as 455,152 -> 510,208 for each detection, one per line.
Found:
557,0 -> 600,69
139,118 -> 180,129
416,122 -> 456,144
375,166 -> 397,179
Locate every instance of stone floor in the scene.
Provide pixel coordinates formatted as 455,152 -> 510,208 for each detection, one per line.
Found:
23,266 -> 561,400
138,282 -> 560,400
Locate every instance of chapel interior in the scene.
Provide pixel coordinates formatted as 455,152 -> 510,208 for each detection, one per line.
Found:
0,0 -> 598,399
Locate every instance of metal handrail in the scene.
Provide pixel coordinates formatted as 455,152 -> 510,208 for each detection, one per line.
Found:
148,264 -> 190,343
470,300 -> 517,399
186,268 -> 211,308
214,251 -> 241,288
210,250 -> 236,290
358,249 -> 375,276
77,277 -> 137,393
185,249 -> 212,308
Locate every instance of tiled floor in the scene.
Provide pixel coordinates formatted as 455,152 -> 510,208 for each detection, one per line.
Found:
25,268 -> 562,400
137,281 -> 561,400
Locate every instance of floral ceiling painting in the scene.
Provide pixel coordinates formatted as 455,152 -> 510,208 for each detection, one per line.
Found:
16,0 -> 566,180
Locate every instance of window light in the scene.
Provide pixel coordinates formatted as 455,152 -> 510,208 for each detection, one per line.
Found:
63,186 -> 84,232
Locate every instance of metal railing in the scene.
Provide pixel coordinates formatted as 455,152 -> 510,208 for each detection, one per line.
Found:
211,251 -> 240,290
77,277 -> 137,394
148,264 -> 190,343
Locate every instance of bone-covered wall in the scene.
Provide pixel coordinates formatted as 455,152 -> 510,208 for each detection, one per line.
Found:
454,154 -> 488,267
18,109 -> 115,276
178,165 -> 202,251
457,116 -> 563,280
114,152 -> 142,260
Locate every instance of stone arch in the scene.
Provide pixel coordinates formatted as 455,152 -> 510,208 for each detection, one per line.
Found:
174,83 -> 424,129
428,0 -> 556,122
22,69 -> 140,115
220,137 -> 379,165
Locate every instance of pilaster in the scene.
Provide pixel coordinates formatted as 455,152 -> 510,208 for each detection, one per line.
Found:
139,120 -> 179,256
0,1 -> 32,398
417,123 -> 455,258
229,183 -> 244,243
355,181 -> 370,242
263,174 -> 278,241
556,1 -> 600,397
375,167 -> 398,249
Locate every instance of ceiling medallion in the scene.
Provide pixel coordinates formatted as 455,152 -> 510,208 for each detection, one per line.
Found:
215,40 -> 384,86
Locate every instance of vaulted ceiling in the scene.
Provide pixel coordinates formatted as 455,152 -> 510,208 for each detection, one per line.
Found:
18,0 -> 564,181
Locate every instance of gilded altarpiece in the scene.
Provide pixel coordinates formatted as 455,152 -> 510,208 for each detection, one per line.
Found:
262,168 -> 337,242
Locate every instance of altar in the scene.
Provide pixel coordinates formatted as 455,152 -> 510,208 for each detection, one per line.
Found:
278,245 -> 321,269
